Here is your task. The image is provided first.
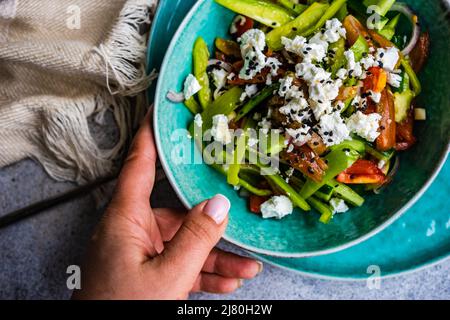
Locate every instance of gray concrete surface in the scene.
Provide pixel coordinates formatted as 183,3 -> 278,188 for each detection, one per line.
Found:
0,158 -> 449,300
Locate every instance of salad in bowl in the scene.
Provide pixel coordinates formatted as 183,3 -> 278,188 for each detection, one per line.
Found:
171,0 -> 429,224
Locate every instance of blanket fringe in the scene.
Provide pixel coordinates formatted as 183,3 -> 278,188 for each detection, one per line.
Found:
93,0 -> 158,96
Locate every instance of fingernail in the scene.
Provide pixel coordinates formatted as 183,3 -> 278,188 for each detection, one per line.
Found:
203,194 -> 230,225
154,240 -> 165,255
257,261 -> 264,274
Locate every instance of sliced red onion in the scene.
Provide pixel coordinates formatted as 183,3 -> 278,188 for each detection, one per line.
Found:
390,3 -> 421,55
166,90 -> 185,103
207,59 -> 233,72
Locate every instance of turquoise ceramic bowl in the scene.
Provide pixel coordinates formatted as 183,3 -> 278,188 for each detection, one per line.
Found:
154,0 -> 450,257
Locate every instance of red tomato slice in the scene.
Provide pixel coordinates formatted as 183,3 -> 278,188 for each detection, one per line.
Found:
336,173 -> 386,184
344,159 -> 384,175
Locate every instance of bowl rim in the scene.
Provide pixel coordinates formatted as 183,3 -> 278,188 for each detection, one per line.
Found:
153,0 -> 450,258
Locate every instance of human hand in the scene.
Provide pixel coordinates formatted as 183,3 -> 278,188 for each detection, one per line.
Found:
72,111 -> 263,300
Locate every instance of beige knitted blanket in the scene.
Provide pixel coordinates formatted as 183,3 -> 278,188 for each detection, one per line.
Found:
0,0 -> 157,184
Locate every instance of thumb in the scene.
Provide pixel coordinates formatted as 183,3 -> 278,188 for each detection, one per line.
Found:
161,194 -> 230,285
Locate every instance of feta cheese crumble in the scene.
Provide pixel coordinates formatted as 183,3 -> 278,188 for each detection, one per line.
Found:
184,74 -> 202,100
240,84 -> 259,102
317,112 -> 350,147
346,111 -> 382,142
387,72 -> 402,88
260,196 -> 293,220
368,90 -> 381,103
211,68 -> 228,92
376,47 -> 400,72
330,198 -> 349,214
238,29 -> 281,80
286,125 -> 312,145
211,114 -> 232,145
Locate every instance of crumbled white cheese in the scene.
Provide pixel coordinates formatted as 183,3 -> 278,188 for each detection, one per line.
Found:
286,125 -> 312,145
387,72 -> 402,88
344,50 -> 364,78
240,84 -> 259,102
184,74 -> 202,99
346,111 -> 382,142
322,18 -> 347,43
376,47 -> 400,72
309,79 -> 342,104
211,68 -> 228,91
282,35 -> 307,56
336,68 -> 348,80
194,114 -> 203,127
266,57 -> 282,76
278,76 -> 303,100
227,72 -> 236,80
368,90 -> 381,103
279,98 -> 311,123
296,61 -> 330,83
317,112 -> 350,147
351,95 -> 368,111
330,198 -> 349,214
266,74 -> 273,85
261,196 -> 293,220
238,29 -> 281,80
360,52 -> 377,70
239,29 -> 266,54
211,114 -> 232,145
310,100 -> 333,119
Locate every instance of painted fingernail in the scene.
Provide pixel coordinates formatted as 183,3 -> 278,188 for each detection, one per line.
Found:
203,194 -> 230,225
257,261 -> 264,274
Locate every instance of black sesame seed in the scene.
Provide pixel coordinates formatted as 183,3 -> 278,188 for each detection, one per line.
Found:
342,148 -> 351,152
306,47 -> 312,51
380,125 -> 386,130
292,27 -> 298,31
313,141 -> 319,146
324,132 -> 329,136
308,167 -> 315,174
380,52 -> 385,58
272,22 -> 277,26
328,138 -> 333,143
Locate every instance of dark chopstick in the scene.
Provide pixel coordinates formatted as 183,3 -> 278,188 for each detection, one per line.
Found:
0,175 -> 117,230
